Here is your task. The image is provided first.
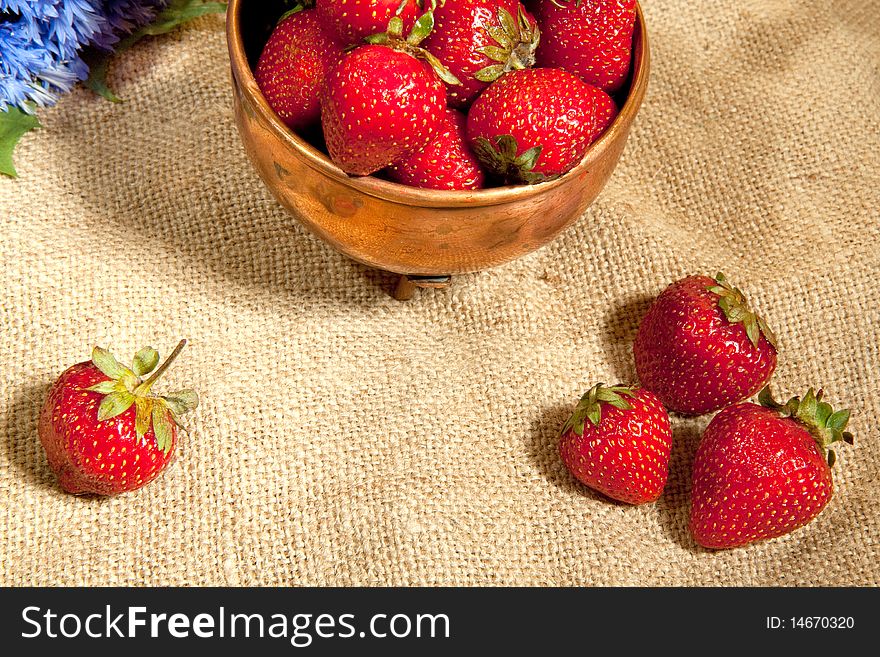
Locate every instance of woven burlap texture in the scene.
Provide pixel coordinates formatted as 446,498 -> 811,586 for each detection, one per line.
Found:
1,1 -> 878,586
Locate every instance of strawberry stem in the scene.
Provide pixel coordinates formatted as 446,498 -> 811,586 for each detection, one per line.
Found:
135,339 -> 187,396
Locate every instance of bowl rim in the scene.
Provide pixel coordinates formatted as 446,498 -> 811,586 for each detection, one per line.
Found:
226,0 -> 650,209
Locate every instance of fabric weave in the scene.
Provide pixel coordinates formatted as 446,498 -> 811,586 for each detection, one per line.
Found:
1,2 -> 878,586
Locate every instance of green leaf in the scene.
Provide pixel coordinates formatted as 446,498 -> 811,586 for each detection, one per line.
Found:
422,52 -> 462,86
496,134 -> 518,160
82,50 -> 123,103
827,409 -> 851,432
756,316 -> 778,349
595,384 -> 634,410
473,137 -> 499,165
0,107 -> 40,178
140,0 -> 228,36
385,15 -> 405,39
132,346 -> 160,377
97,390 -> 136,422
473,64 -> 505,82
163,389 -> 200,417
407,11 -> 434,46
815,401 -> 833,427
564,383 -> 638,434
277,4 -> 306,23
152,404 -> 175,453
743,315 -> 760,348
135,397 -> 153,442
364,33 -> 391,45
487,25 -> 510,47
497,7 -> 517,39
478,46 -> 511,63
728,304 -> 750,325
522,170 -> 553,185
85,1 -> 227,102
757,386 -> 776,409
92,346 -> 135,380
707,273 -> 776,348
515,146 -> 542,171
87,380 -> 123,395
593,388 -> 616,402
797,389 -> 818,425
518,4 -> 536,34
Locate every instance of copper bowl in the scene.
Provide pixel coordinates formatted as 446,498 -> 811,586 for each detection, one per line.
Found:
227,0 -> 650,288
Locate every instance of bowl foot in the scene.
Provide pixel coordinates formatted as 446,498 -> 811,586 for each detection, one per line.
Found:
393,275 -> 452,301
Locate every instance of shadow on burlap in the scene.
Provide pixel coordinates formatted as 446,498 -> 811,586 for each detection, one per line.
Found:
1,1 -> 878,585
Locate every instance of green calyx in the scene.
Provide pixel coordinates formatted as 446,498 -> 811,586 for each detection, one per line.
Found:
277,6 -> 305,22
473,6 -> 541,83
277,0 -> 315,22
363,11 -> 461,85
759,386 -> 854,467
561,384 -> 636,437
473,134 -> 552,185
707,272 -> 778,350
87,340 -> 199,454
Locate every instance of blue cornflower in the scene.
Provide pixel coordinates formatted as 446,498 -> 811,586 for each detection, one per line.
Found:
0,1 -> 167,112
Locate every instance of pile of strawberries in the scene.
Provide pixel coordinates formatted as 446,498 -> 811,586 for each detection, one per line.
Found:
34,275 -> 856,553
559,274 -> 854,549
253,0 -> 637,189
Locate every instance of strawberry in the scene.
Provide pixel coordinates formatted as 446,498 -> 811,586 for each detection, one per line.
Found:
315,0 -> 421,46
690,387 -> 853,549
633,273 -> 778,416
38,341 -> 198,495
387,108 -> 486,189
254,7 -> 343,132
531,0 -> 637,93
559,384 -> 672,504
423,0 -> 540,108
466,67 -> 616,183
321,14 -> 457,176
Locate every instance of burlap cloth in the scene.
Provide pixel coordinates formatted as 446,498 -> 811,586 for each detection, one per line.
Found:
1,0 -> 878,586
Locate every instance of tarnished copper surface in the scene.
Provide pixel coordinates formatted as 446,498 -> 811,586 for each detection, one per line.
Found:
227,0 -> 650,276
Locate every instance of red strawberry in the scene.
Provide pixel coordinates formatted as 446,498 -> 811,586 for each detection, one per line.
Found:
559,384 -> 672,504
531,0 -> 637,93
466,67 -> 616,183
321,15 -> 457,176
633,273 -> 778,415
38,341 -> 198,495
690,388 -> 853,549
387,108 -> 486,190
590,87 -> 618,139
423,0 -> 540,108
254,8 -> 343,132
315,0 -> 421,46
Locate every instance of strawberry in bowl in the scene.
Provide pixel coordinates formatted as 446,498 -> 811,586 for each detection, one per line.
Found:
228,0 -> 649,281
